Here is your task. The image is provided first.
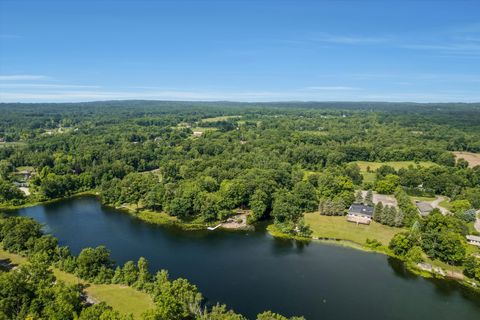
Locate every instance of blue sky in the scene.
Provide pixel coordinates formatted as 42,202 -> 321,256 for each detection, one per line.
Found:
1,0 -> 479,102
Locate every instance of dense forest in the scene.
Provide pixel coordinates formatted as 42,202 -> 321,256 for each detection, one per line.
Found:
1,101 -> 480,318
1,101 -> 479,231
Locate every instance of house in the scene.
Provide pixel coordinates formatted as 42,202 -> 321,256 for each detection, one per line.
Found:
192,131 -> 203,137
467,235 -> 480,247
347,204 -> 374,225
415,201 -> 433,216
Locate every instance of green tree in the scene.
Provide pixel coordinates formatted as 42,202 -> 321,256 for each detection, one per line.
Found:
122,260 -> 139,286
75,246 -> 115,282
373,202 -> 383,223
355,190 -> 363,204
249,189 -> 269,222
389,232 -> 414,256
365,190 -> 373,206
375,174 -> 400,195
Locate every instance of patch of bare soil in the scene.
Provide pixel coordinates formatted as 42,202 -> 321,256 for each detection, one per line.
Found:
453,152 -> 480,168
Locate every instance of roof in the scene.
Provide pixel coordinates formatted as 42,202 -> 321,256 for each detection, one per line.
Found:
348,204 -> 374,217
415,201 -> 433,215
467,235 -> 480,242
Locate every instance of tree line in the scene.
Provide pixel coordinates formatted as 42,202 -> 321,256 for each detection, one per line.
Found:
0,214 -> 303,320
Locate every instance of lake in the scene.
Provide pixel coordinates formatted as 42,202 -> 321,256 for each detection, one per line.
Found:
7,196 -> 480,319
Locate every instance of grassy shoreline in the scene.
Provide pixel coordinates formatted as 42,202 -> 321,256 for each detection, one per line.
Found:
0,246 -> 154,319
0,190 -> 99,211
4,194 -> 479,294
266,217 -> 480,293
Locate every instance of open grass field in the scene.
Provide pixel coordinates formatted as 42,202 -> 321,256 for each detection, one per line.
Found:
351,161 -> 437,183
352,160 -> 437,171
190,126 -> 218,133
453,151 -> 480,168
0,247 -> 154,319
409,196 -> 437,202
85,284 -> 154,318
200,115 -> 241,123
304,213 -> 401,246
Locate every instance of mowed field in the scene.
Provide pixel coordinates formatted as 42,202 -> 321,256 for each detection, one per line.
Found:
304,213 -> 401,246
200,115 -> 241,123
453,151 -> 480,168
351,161 -> 437,183
0,247 -> 154,319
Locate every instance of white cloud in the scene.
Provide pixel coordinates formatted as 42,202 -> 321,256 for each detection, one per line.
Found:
0,83 -> 100,89
0,75 -> 50,81
1,87 -> 479,103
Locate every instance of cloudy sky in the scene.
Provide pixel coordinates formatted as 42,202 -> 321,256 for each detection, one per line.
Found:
1,0 -> 479,102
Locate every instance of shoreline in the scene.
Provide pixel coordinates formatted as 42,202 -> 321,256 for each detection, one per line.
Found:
4,195 -> 479,294
266,224 -> 480,294
1,192 -> 255,232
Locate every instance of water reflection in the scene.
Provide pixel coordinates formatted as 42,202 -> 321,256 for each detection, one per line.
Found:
6,196 -> 480,320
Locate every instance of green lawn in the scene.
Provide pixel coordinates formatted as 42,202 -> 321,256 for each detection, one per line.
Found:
351,161 -> 437,184
410,196 -> 436,202
304,213 -> 402,246
86,284 -> 154,318
190,127 -> 218,133
0,247 -> 154,319
362,172 -> 376,184
438,199 -> 452,211
200,115 -> 241,123
351,160 -> 437,172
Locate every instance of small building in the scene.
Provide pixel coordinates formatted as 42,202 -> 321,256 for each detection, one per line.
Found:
347,204 -> 374,225
415,201 -> 433,216
467,235 -> 480,247
192,131 -> 203,137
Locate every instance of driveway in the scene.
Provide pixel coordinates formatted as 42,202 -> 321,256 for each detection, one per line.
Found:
430,196 -> 449,215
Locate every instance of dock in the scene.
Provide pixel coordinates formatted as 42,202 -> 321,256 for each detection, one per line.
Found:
207,224 -> 222,231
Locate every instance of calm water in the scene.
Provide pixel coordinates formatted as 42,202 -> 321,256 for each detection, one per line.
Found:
6,196 -> 480,319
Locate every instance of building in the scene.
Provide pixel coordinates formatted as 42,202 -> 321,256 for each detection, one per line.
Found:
467,235 -> 480,247
347,204 -> 374,225
415,201 -> 433,216
192,131 -> 203,137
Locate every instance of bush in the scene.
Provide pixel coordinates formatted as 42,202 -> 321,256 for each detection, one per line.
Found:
365,238 -> 382,248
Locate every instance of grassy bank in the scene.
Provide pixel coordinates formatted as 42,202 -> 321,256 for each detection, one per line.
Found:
267,214 -> 480,293
114,204 -> 214,231
0,247 -> 154,319
304,213 -> 401,246
0,190 -> 99,211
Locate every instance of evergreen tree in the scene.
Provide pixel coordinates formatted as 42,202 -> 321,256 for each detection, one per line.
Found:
355,190 -> 363,204
112,266 -> 124,284
394,209 -> 404,227
373,202 -> 383,222
365,190 -> 373,206
122,261 -> 139,286
384,206 -> 396,226
135,257 -> 151,290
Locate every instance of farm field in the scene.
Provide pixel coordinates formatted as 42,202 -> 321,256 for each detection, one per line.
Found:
453,151 -> 480,168
304,213 -> 401,246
